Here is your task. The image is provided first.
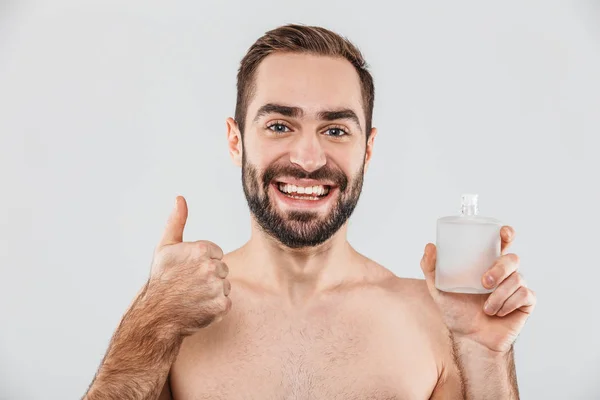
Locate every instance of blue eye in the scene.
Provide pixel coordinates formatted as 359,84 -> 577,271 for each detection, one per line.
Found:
267,123 -> 291,133
325,127 -> 348,137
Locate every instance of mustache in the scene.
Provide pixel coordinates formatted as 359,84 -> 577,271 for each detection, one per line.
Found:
262,163 -> 348,192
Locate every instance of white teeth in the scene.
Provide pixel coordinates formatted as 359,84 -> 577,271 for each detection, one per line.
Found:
288,195 -> 320,200
278,183 -> 330,197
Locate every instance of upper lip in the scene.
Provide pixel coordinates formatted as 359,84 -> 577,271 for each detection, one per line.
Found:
274,178 -> 336,187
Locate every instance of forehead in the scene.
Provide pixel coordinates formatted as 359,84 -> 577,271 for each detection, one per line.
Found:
247,53 -> 365,125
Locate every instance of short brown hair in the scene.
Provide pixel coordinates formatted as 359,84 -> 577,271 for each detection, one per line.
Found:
234,24 -> 375,138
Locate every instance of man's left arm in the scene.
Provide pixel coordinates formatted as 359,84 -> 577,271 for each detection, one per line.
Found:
422,225 -> 535,400
430,340 -> 518,400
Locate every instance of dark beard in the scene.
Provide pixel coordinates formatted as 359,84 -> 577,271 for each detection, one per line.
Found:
242,157 -> 364,249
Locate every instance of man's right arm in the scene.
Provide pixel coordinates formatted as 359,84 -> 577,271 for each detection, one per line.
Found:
84,196 -> 232,400
84,283 -> 181,400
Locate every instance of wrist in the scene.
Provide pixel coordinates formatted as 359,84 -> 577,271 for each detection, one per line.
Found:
452,334 -> 512,360
127,282 -> 183,343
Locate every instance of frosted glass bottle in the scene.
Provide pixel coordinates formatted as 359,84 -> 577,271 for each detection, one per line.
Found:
435,194 -> 502,294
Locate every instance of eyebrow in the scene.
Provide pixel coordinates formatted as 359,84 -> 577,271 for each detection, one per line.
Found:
253,103 -> 303,121
318,109 -> 361,129
253,103 -> 362,130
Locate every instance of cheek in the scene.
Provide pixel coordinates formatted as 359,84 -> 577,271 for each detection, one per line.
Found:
244,133 -> 285,165
327,142 -> 366,175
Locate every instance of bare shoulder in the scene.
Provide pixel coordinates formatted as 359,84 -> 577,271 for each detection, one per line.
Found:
367,262 -> 465,398
360,257 -> 451,347
356,258 -> 459,390
361,257 -> 436,308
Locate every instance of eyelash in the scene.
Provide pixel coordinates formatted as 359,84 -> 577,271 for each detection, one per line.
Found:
266,122 -> 350,137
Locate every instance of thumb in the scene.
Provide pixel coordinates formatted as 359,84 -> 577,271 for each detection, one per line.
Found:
158,196 -> 188,247
420,243 -> 437,290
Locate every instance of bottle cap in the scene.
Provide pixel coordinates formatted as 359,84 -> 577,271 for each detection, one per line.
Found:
461,193 -> 478,207
461,193 -> 479,216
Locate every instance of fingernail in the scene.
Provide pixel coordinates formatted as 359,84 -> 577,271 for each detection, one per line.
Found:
504,228 -> 511,239
485,274 -> 495,288
484,301 -> 494,314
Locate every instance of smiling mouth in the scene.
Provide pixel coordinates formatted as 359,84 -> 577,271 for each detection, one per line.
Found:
275,182 -> 332,201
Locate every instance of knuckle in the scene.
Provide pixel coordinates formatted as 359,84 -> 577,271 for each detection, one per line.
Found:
196,265 -> 213,282
516,289 -> 529,305
200,259 -> 217,275
194,242 -> 210,258
204,285 -> 219,300
486,293 -> 500,308
202,240 -> 223,258
211,278 -> 224,296
198,275 -> 218,294
207,259 -> 220,273
514,273 -> 525,287
209,241 -> 224,258
489,297 -> 501,309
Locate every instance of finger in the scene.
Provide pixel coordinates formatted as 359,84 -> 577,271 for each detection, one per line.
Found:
213,297 -> 232,324
193,240 -> 225,260
481,253 -> 520,290
496,287 -> 536,317
214,260 -> 229,279
483,271 -> 524,315
500,226 -> 515,254
420,243 -> 437,289
158,196 -> 188,247
223,279 -> 231,296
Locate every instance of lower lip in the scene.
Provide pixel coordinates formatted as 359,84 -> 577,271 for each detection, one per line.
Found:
271,183 -> 337,210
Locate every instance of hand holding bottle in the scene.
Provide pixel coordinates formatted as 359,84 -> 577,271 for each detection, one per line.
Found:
420,225 -> 536,354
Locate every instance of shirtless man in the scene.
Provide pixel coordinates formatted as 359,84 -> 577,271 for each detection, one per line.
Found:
84,24 -> 536,399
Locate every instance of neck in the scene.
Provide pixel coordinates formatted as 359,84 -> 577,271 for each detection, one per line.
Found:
238,218 -> 360,306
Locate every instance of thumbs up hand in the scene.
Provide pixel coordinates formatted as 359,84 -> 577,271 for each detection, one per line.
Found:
144,196 -> 232,337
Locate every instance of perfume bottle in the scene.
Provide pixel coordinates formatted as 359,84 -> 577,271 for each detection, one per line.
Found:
435,194 -> 502,294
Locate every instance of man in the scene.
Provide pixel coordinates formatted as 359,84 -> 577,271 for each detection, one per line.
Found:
84,24 -> 536,399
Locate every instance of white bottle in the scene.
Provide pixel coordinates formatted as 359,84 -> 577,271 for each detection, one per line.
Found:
435,194 -> 502,294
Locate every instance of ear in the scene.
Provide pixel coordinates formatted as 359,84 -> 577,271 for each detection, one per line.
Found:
364,127 -> 377,173
226,117 -> 243,167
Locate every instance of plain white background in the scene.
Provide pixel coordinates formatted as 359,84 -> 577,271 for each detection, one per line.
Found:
1,1 -> 599,399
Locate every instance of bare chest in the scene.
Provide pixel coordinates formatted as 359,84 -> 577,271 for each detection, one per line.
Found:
170,296 -> 438,400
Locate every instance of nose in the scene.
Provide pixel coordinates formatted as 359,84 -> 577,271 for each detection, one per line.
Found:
289,133 -> 327,173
